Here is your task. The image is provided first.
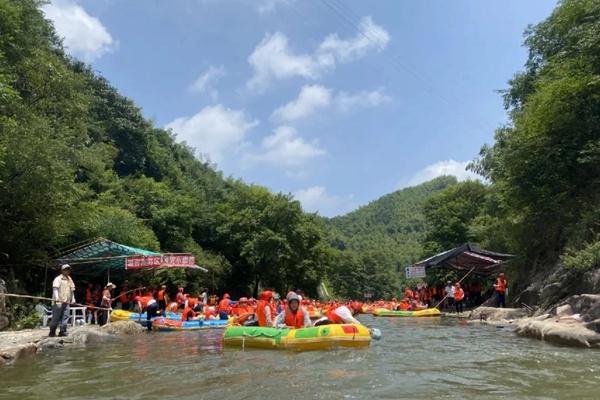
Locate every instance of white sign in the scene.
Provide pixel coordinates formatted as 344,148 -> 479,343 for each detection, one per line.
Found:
405,265 -> 426,279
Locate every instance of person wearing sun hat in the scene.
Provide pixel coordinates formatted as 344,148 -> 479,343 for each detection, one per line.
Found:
98,282 -> 116,326
49,264 -> 75,337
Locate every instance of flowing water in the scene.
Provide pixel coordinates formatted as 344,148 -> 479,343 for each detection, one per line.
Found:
2,316 -> 599,400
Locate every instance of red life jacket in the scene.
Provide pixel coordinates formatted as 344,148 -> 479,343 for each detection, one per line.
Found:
157,290 -> 166,301
218,298 -> 230,313
326,307 -> 343,324
257,300 -> 269,327
118,291 -> 128,304
455,288 -> 465,301
182,306 -> 196,321
284,307 -> 306,328
495,278 -> 507,293
138,295 -> 153,310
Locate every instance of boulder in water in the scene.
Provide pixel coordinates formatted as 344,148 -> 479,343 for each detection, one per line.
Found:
100,321 -> 144,335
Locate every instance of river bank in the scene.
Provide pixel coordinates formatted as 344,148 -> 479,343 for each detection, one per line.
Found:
468,294 -> 600,348
0,321 -> 144,366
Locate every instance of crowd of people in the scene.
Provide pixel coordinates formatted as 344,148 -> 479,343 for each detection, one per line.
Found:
48,263 -> 509,337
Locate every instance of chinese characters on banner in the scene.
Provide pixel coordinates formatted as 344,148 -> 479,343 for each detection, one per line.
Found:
125,254 -> 196,270
404,265 -> 426,279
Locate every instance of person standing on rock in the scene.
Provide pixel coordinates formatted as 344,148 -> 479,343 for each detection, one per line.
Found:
49,264 -> 75,337
98,283 -> 115,326
494,272 -> 508,308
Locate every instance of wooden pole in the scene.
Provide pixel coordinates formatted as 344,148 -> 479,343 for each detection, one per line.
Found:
0,293 -> 113,311
433,267 -> 476,309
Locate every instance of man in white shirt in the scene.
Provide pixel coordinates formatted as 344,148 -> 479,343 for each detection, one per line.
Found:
49,264 -> 75,337
444,281 -> 455,312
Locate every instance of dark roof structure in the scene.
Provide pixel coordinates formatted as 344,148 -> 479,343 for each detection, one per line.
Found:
414,243 -> 513,274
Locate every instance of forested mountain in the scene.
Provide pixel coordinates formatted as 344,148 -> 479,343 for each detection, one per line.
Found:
327,176 -> 457,266
1,0 -> 598,314
0,0 -> 326,299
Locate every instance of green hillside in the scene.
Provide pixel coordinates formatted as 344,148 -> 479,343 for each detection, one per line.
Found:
323,176 -> 457,298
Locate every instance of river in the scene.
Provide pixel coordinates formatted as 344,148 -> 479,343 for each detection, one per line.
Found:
2,316 -> 599,399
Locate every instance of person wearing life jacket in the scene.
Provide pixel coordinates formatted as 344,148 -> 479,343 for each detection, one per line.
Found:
256,290 -> 274,327
117,285 -> 130,311
493,272 -> 508,308
454,282 -> 465,314
218,293 -> 231,320
314,301 -> 362,326
135,291 -> 158,331
389,298 -> 398,311
181,302 -> 197,321
398,298 -> 411,311
273,292 -> 311,329
156,285 -> 169,313
232,297 -> 254,324
404,287 -> 413,301
175,287 -> 185,309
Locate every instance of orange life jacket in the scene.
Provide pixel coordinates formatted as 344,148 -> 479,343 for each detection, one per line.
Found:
495,278 -> 507,293
257,300 -> 269,327
182,306 -> 196,321
326,307 -> 343,324
399,301 -> 410,311
157,290 -> 166,301
284,307 -> 306,328
218,298 -> 230,313
137,295 -> 153,310
118,291 -> 128,304
455,288 -> 465,301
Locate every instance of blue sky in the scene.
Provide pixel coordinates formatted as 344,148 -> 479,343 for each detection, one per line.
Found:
43,0 -> 558,217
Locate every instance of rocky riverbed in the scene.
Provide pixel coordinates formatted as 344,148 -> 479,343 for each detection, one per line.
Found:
468,294 -> 600,348
0,321 -> 144,366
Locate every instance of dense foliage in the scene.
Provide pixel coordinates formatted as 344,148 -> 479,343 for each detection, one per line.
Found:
0,0 -> 328,299
325,176 -> 456,298
1,0 -> 598,309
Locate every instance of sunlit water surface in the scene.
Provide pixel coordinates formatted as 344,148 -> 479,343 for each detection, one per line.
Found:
2,316 -> 599,399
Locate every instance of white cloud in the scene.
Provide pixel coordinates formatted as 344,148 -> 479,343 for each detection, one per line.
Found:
271,85 -> 332,123
247,17 -> 389,90
189,65 -> 226,99
42,0 -> 114,62
243,126 -> 325,167
335,89 -> 392,112
256,0 -> 295,14
271,85 -> 391,123
166,105 -> 258,164
293,186 -> 355,217
318,17 -> 390,63
247,33 -> 332,91
407,160 -> 481,186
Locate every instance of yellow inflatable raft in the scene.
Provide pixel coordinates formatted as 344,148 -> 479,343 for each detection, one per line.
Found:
223,324 -> 371,351
372,308 -> 441,317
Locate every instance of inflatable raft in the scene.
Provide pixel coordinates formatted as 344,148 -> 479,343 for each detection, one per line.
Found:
152,317 -> 229,331
110,309 -> 181,324
372,308 -> 441,317
223,324 -> 371,351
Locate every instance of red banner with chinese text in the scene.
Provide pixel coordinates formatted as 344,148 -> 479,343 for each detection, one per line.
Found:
125,254 -> 196,270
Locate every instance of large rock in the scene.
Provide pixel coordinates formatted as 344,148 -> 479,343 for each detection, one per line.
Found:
70,327 -> 112,345
0,343 -> 37,366
470,306 -> 530,322
100,321 -> 144,335
514,262 -> 600,311
516,318 -> 600,348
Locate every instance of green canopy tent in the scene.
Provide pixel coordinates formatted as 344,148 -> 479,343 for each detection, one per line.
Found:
53,238 -> 206,284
